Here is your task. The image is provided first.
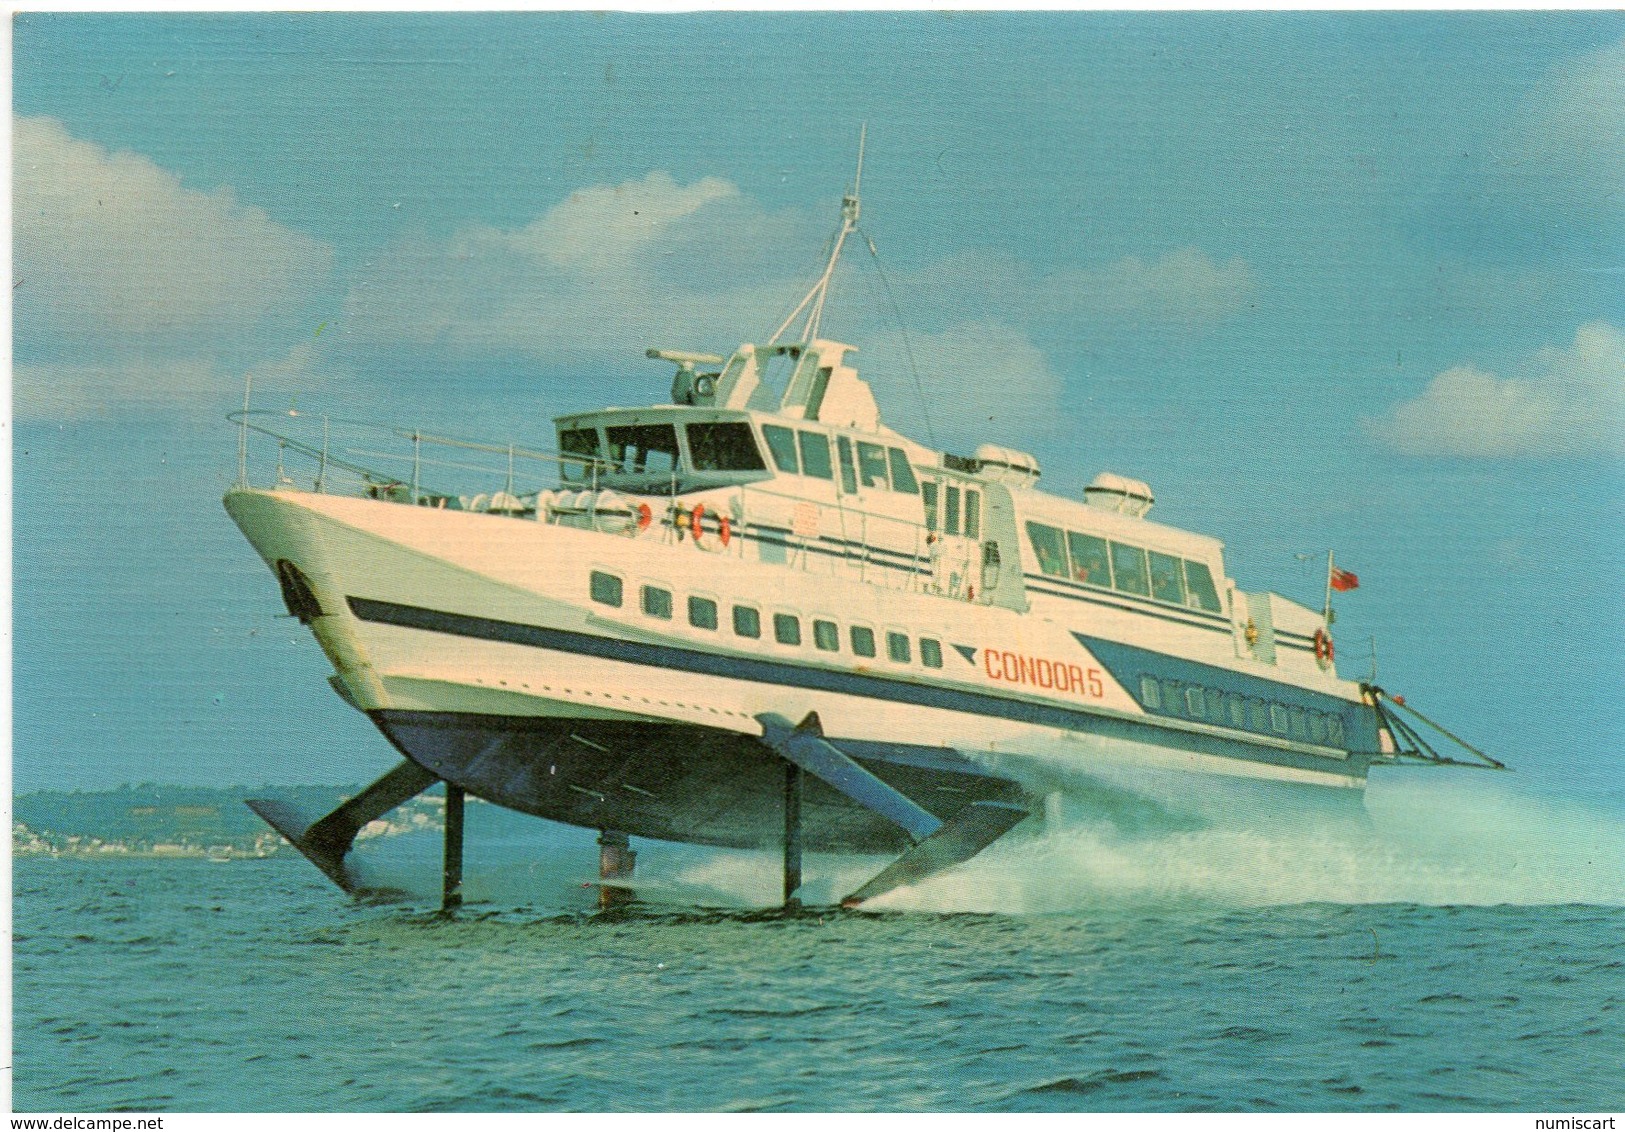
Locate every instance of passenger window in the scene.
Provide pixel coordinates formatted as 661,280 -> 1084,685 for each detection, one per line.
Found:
1248,700 -> 1269,731
836,437 -> 858,494
688,596 -> 718,630
1206,688 -> 1225,721
762,425 -> 800,474
1162,680 -> 1182,715
798,431 -> 834,480
1185,687 -> 1206,717
1066,532 -> 1112,587
1026,522 -> 1069,578
1270,704 -> 1289,734
945,486 -> 961,536
640,585 -> 673,620
590,571 -> 623,607
888,449 -> 919,494
1184,561 -> 1223,613
1289,707 -> 1308,741
1140,676 -> 1162,709
1327,715 -> 1345,745
857,442 -> 891,489
1226,694 -> 1246,728
1110,542 -> 1151,597
773,614 -> 802,646
732,606 -> 761,639
1309,713 -> 1328,744
850,625 -> 877,658
886,632 -> 912,663
963,490 -> 981,539
922,483 -> 939,532
1149,550 -> 1186,605
920,638 -> 943,668
813,620 -> 840,651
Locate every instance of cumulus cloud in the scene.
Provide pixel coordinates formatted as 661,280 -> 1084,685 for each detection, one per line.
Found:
13,116 -> 332,339
1367,322 -> 1625,458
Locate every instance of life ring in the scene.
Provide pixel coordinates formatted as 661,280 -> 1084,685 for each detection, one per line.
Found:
636,502 -> 652,531
690,503 -> 706,544
718,514 -> 732,547
1313,627 -> 1335,667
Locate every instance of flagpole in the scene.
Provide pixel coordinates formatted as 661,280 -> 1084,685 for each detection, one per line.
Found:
1323,550 -> 1335,625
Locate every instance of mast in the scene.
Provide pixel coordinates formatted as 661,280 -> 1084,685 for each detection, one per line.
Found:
768,124 -> 866,346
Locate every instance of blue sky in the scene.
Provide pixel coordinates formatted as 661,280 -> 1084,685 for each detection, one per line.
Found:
12,12 -> 1624,802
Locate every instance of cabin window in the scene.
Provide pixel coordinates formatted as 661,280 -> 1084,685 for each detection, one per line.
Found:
1289,707 -> 1308,741
857,442 -> 891,489
1110,542 -> 1151,597
1227,694 -> 1247,728
762,425 -> 800,474
1270,704 -> 1289,734
1026,523 -> 1069,578
1309,713 -> 1328,744
732,605 -> 761,639
1162,680 -> 1182,715
640,585 -> 673,620
1185,687 -> 1206,718
686,422 -> 766,472
606,424 -> 679,476
1149,550 -> 1186,605
1205,688 -> 1225,721
887,632 -> 912,663
1248,699 -> 1269,731
1184,561 -> 1223,613
1066,532 -> 1112,587
850,625 -> 877,658
589,571 -> 623,608
813,620 -> 840,652
688,596 -> 719,630
888,449 -> 920,494
963,490 -> 981,539
798,431 -> 834,480
922,483 -> 939,532
1327,715 -> 1345,745
773,614 -> 802,646
1140,676 -> 1162,710
836,437 -> 858,494
945,486 -> 962,535
559,428 -> 603,483
920,638 -> 943,668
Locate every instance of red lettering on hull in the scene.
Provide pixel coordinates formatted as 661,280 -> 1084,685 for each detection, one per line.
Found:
980,647 -> 1105,699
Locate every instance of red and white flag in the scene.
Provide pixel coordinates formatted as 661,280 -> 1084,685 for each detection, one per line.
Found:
1330,567 -> 1360,592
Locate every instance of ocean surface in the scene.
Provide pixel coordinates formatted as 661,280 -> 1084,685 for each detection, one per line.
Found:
12,774 -> 1625,1113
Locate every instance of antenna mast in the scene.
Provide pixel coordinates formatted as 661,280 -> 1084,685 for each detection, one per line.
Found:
769,124 -> 866,346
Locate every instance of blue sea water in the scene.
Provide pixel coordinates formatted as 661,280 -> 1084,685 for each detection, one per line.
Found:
12,776 -> 1625,1113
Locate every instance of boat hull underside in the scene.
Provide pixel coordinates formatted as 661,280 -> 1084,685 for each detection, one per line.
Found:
371,710 -> 1026,853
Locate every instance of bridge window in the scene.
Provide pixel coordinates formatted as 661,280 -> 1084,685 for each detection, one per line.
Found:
1110,542 -> 1151,597
813,619 -> 840,651
1149,550 -> 1186,605
888,448 -> 919,494
920,638 -> 943,668
1066,531 -> 1112,587
774,613 -> 802,646
688,596 -> 718,630
589,571 -> 623,608
963,490 -> 980,539
762,425 -> 800,474
886,632 -> 912,663
1026,522 -> 1068,578
850,625 -> 877,658
559,428 -> 603,483
836,437 -> 858,494
640,585 -> 673,620
732,605 -> 761,639
1184,561 -> 1223,613
798,431 -> 833,480
857,442 -> 891,489
607,424 -> 679,476
686,422 -> 766,472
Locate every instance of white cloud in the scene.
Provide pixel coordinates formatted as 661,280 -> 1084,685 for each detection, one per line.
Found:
1367,322 -> 1625,458
13,116 -> 331,338
503,171 -> 738,269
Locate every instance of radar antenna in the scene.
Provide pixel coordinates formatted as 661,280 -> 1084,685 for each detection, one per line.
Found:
769,124 -> 866,346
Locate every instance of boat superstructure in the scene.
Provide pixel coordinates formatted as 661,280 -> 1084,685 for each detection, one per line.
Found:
227,145 -> 1502,909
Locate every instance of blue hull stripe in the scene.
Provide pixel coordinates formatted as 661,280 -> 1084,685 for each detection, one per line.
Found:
347,596 -> 1371,782
1071,632 -> 1381,752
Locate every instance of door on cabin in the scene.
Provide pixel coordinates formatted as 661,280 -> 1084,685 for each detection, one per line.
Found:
921,478 -> 982,599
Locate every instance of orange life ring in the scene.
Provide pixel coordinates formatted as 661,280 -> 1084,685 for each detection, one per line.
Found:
636,503 -> 652,531
1313,627 -> 1335,666
690,503 -> 706,543
718,514 -> 732,547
